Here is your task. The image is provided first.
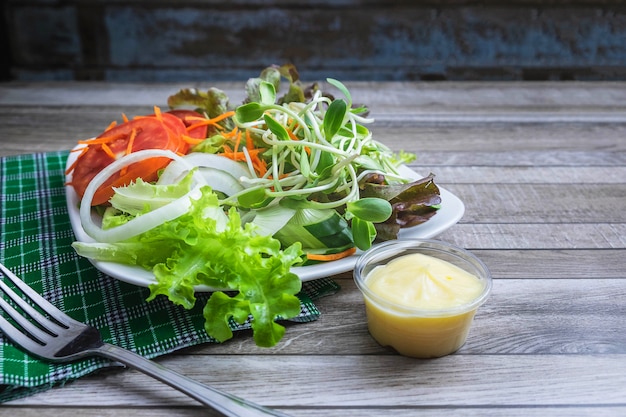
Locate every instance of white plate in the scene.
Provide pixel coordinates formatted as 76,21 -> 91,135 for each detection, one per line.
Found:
65,150 -> 464,289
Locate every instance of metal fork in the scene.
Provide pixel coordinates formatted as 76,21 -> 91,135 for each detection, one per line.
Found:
0,262 -> 291,416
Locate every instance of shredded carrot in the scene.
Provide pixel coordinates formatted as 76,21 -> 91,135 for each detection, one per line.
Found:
187,121 -> 225,132
207,110 -> 235,123
120,128 -> 138,177
181,135 -> 205,145
245,129 -> 254,149
222,126 -> 239,139
185,111 -> 235,131
283,126 -> 310,154
153,106 -> 163,121
182,115 -> 208,123
101,143 -> 116,159
125,128 -> 137,155
240,129 -> 269,175
121,114 -> 129,123
78,132 -> 127,146
306,247 -> 357,262
286,128 -> 299,141
233,130 -> 242,153
187,121 -> 217,133
105,120 -> 118,132
254,158 -> 268,176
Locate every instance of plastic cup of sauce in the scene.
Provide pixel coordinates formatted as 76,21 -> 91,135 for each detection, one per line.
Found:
354,239 -> 492,358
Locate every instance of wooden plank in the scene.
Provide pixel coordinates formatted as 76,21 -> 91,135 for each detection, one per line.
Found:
4,82 -> 626,108
414,151 -> 626,167
6,354 -> 626,407
2,406 -> 626,417
413,166 -> 626,184
469,250 -> 626,279
0,410 -> 217,417
377,123 -> 626,153
438,223 -> 626,249
444,183 -> 626,223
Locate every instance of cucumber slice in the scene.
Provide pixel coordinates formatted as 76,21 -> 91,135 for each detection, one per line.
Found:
274,208 -> 353,249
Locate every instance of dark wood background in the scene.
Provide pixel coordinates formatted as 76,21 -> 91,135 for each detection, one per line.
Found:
4,0 -> 626,82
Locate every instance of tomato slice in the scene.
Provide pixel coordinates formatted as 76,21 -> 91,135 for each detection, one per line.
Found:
70,115 -> 189,206
155,112 -> 192,153
166,110 -> 209,139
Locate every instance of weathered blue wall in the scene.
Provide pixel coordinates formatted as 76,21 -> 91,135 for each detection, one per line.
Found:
4,1 -> 626,82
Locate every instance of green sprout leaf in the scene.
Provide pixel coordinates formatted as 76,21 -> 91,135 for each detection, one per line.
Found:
237,187 -> 272,209
351,217 -> 377,250
264,113 -> 290,141
326,78 -> 352,107
235,102 -> 265,123
346,197 -> 392,223
323,99 -> 347,140
259,81 -> 277,105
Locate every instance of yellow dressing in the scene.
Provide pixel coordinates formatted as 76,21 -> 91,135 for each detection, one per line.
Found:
362,253 -> 486,358
367,253 -> 485,310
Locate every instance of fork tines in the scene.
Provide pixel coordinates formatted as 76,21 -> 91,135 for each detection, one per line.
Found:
0,262 -> 70,350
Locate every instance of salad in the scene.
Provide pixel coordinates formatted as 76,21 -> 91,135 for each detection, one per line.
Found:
66,64 -> 441,347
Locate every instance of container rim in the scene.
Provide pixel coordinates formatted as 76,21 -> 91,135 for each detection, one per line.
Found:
353,238 -> 493,317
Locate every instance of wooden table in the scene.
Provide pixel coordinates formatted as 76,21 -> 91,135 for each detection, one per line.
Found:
1,81 -> 625,416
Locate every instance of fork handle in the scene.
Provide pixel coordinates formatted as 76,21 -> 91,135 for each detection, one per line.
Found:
96,343 -> 292,417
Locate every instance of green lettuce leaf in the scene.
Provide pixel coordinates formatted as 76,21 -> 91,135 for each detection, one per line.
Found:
109,171 -> 195,216
73,185 -> 304,347
167,87 -> 234,130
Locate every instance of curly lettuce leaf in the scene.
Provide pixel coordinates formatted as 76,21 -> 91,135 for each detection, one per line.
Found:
202,240 -> 303,346
167,87 -> 234,130
108,172 -> 195,216
73,185 -> 304,347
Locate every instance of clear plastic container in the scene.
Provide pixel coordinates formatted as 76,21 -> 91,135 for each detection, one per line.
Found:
354,239 -> 492,358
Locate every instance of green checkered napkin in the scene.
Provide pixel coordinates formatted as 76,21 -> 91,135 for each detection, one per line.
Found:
0,151 -> 340,402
